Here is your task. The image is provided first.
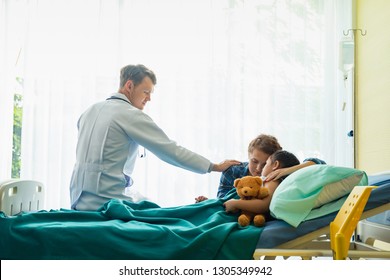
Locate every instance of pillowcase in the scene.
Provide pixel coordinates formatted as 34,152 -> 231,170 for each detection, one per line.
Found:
269,165 -> 368,227
367,170 -> 390,185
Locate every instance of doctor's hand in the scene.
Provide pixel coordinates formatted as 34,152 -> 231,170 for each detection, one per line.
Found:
211,160 -> 241,172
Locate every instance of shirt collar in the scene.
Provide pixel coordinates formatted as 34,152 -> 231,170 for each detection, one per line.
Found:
110,93 -> 133,106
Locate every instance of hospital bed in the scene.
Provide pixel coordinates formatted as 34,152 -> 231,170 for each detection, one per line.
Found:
253,190 -> 390,259
254,170 -> 390,259
0,168 -> 389,260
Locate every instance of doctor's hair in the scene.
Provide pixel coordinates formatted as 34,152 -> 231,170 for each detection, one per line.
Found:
119,64 -> 157,88
270,150 -> 300,169
248,134 -> 282,155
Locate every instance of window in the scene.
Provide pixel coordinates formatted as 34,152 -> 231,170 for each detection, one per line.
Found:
12,83 -> 23,178
1,0 -> 353,208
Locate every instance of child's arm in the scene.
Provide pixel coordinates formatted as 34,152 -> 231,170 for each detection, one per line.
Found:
264,158 -> 326,182
224,181 -> 279,214
224,198 -> 270,213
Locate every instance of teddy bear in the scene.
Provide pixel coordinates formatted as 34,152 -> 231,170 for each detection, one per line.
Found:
233,176 -> 269,227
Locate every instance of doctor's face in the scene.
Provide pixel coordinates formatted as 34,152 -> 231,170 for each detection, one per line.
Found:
127,76 -> 154,110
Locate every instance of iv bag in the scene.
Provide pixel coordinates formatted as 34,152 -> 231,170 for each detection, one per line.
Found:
339,38 -> 354,73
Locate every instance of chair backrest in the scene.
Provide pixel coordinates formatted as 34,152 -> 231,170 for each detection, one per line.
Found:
330,185 -> 376,260
0,179 -> 45,215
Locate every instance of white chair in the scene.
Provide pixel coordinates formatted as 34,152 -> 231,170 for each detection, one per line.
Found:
0,179 -> 45,215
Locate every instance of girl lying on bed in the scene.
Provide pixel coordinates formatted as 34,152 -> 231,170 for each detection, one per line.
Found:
223,150 -> 300,218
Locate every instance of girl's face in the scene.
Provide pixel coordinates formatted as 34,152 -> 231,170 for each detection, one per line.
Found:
247,149 -> 270,176
261,156 -> 275,177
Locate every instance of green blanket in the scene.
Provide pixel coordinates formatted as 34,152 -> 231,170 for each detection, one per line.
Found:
0,192 -> 263,260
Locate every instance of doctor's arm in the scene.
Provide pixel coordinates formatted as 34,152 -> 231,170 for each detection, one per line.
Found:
125,111 -> 240,173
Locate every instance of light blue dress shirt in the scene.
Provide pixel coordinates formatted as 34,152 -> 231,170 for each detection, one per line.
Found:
70,93 -> 211,210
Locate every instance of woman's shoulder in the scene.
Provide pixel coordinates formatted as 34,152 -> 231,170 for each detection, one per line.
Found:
303,158 -> 326,164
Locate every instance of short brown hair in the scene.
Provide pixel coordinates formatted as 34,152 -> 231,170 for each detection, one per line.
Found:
248,134 -> 282,155
119,64 -> 157,88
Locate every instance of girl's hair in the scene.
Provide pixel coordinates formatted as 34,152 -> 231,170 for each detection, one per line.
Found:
248,134 -> 282,155
270,150 -> 300,169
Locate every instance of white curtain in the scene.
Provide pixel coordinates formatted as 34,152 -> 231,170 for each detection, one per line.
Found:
1,0 -> 353,209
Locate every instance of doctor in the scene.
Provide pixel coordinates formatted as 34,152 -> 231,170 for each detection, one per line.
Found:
70,64 -> 240,211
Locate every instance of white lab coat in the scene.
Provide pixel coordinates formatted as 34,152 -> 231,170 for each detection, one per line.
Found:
70,93 -> 211,210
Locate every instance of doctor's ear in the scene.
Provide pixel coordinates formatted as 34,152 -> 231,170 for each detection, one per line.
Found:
126,80 -> 134,92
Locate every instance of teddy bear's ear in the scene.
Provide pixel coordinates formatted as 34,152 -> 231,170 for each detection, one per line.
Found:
254,176 -> 263,186
233,178 -> 241,188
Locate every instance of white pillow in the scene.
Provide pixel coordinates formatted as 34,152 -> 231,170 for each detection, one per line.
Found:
313,173 -> 364,208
